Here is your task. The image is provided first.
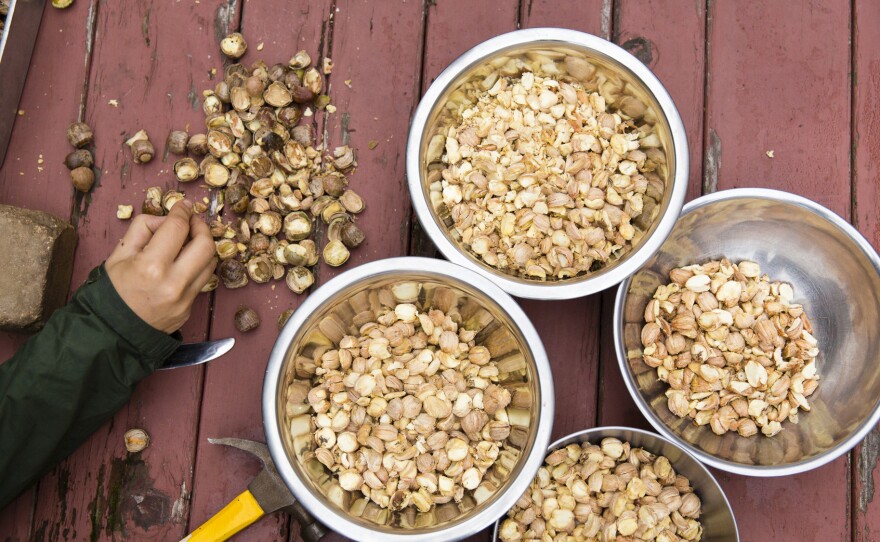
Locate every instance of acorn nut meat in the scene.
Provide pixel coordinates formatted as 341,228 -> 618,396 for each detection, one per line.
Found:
116,205 -> 133,220
124,428 -> 150,453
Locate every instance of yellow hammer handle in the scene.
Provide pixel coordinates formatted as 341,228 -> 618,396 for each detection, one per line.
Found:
180,489 -> 265,542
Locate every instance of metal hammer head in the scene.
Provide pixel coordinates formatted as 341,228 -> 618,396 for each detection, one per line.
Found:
208,437 -> 274,471
207,437 -> 328,542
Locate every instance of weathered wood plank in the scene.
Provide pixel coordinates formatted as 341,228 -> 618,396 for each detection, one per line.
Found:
25,1 -> 239,540
852,0 -> 880,539
0,0 -> 92,219
703,2 -> 851,540
315,0 -> 426,286
418,3 -> 519,541
598,0 -> 707,428
186,3 -> 332,541
518,0 -> 609,444
0,0 -> 94,538
519,0 -> 610,37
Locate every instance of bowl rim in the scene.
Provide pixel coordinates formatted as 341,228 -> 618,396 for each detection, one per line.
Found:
406,27 -> 689,300
614,187 -> 880,476
263,256 -> 556,541
491,426 -> 739,541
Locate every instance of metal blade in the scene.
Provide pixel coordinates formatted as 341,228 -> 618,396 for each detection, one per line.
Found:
160,338 -> 235,370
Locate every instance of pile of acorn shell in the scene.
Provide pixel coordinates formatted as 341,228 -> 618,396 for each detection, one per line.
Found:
141,32 -> 366,297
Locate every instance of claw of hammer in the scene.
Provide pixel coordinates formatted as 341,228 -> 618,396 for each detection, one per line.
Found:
207,437 -> 328,542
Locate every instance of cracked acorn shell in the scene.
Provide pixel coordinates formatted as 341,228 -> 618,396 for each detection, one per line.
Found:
174,158 -> 199,182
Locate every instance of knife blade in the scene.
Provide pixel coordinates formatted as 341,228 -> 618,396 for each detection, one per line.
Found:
161,338 -> 235,370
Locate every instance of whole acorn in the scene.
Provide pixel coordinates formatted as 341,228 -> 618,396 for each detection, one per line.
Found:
70,167 -> 95,192
64,149 -> 94,170
67,122 -> 94,148
234,307 -> 261,332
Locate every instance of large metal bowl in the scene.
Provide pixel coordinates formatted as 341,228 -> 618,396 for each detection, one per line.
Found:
492,427 -> 739,540
615,188 -> 880,475
407,28 -> 688,299
264,257 -> 555,541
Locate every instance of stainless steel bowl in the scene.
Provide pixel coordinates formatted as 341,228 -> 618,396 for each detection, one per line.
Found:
491,427 -> 739,541
615,188 -> 880,475
407,28 -> 688,299
264,257 -> 555,541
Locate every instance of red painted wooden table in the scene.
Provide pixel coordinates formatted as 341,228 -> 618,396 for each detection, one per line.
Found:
0,1 -> 877,540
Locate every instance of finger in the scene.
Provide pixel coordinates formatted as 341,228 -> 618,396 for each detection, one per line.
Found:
174,216 -> 217,282
186,257 -> 218,298
112,215 -> 166,257
144,200 -> 194,262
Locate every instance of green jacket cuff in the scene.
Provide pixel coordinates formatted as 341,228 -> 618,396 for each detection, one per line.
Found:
78,265 -> 180,369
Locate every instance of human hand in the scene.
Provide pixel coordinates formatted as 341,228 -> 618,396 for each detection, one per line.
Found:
105,201 -> 217,333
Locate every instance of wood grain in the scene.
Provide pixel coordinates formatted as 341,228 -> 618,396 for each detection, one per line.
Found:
0,0 -> 94,538
315,0 -> 426,284
186,2 -> 331,541
704,1 -> 852,540
25,1 -> 239,540
598,0 -> 706,428
518,0 -> 609,445
852,0 -> 880,539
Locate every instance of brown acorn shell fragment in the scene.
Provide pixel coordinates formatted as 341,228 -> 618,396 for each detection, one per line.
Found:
142,187 -> 165,216
174,158 -> 199,182
166,131 -> 189,155
339,190 -> 365,214
187,133 -> 209,155
285,266 -> 314,294
322,239 -> 349,267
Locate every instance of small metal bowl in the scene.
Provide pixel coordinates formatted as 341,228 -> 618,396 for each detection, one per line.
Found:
491,427 -> 739,541
407,28 -> 688,299
264,257 -> 555,541
615,188 -> 880,475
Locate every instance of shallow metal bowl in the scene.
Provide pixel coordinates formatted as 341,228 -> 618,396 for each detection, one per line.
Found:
407,28 -> 688,299
492,427 -> 739,540
264,257 -> 555,541
615,188 -> 880,475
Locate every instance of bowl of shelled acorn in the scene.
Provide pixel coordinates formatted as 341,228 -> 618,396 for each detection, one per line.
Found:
407,28 -> 689,300
615,188 -> 880,476
263,257 -> 555,541
493,427 -> 738,541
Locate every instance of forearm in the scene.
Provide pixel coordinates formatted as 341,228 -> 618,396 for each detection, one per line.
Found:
0,266 -> 180,509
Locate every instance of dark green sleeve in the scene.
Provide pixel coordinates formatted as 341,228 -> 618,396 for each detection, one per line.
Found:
0,265 -> 180,509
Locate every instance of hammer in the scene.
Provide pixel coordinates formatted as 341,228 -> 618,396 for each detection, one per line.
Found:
180,438 -> 328,542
